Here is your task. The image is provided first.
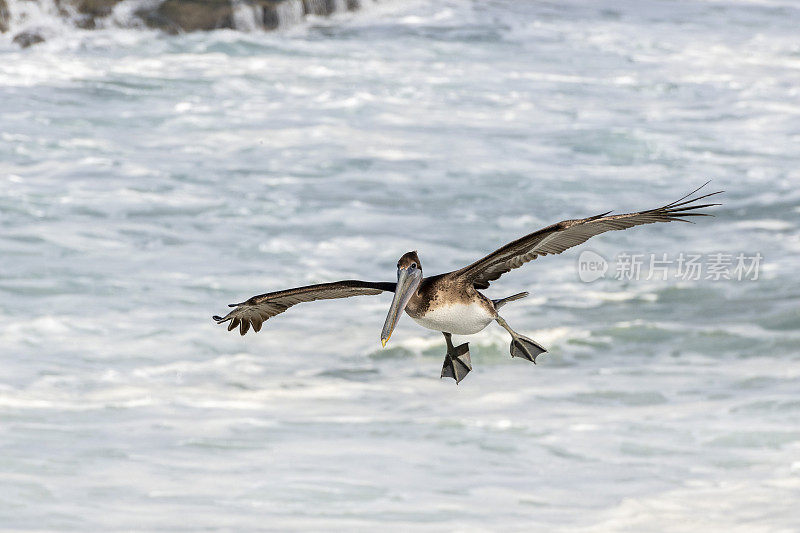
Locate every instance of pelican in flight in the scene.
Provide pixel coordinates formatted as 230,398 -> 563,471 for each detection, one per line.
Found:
214,185 -> 721,383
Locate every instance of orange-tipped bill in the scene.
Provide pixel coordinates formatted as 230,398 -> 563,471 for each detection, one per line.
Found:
380,265 -> 421,347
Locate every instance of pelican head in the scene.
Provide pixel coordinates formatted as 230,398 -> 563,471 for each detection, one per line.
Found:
381,251 -> 423,347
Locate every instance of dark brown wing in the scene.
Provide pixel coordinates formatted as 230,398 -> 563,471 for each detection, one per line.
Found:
213,280 -> 396,335
454,184 -> 722,289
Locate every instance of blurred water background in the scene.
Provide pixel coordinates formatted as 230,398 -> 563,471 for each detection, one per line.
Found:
1,0 -> 800,530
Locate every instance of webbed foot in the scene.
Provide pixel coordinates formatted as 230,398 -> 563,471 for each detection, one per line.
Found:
510,335 -> 547,364
441,332 -> 472,384
496,315 -> 547,364
441,342 -> 472,384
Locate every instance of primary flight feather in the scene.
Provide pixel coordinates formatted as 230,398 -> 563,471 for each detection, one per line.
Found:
214,183 -> 721,383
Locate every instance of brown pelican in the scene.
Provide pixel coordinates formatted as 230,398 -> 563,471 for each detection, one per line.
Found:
214,185 -> 721,383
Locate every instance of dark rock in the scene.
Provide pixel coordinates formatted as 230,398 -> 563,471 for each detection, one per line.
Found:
0,0 -> 367,36
303,0 -> 335,16
73,13 -> 97,29
13,30 -> 46,48
46,0 -> 125,29
73,0 -> 124,17
261,3 -> 280,30
139,0 -> 236,33
246,0 -> 293,30
0,0 -> 9,33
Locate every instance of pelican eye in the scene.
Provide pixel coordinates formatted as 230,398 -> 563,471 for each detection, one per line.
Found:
411,262 -> 417,269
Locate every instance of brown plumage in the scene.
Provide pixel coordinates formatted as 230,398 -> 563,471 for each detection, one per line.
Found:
213,184 -> 721,345
213,280 -> 395,336
453,185 -> 721,289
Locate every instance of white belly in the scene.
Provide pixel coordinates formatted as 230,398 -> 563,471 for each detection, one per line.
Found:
410,302 -> 495,335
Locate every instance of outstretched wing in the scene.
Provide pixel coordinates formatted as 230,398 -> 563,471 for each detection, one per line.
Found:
455,183 -> 722,289
213,280 -> 396,335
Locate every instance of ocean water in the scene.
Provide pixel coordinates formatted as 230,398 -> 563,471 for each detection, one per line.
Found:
2,0 -> 800,530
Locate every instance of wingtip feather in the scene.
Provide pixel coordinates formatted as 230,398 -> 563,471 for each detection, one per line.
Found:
665,180 -> 713,207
